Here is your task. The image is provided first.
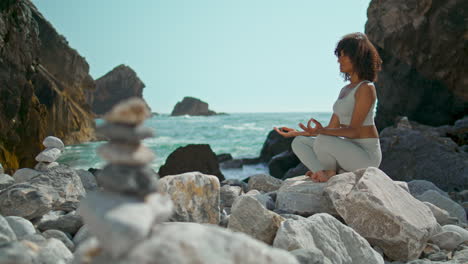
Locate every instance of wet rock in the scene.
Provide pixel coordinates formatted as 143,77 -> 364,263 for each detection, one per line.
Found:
158,144 -> 225,182
170,96 -> 217,116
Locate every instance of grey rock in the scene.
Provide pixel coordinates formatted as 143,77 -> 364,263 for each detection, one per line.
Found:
228,195 -> 284,244
0,164 -> 3,174
430,231 -> 463,250
5,216 -> 36,239
220,185 -> 242,208
0,241 -> 38,264
97,142 -> 155,165
96,122 -> 154,143
75,169 -> 98,192
37,211 -> 83,235
35,147 -> 61,163
276,176 -> 337,216
43,229 -> 75,252
96,164 -> 157,197
0,174 -> 14,190
290,248 -> 328,264
408,180 -> 450,198
221,179 -> 248,193
72,225 -> 91,246
34,162 -> 59,172
121,222 -> 299,264
280,214 -> 307,221
325,167 -> 440,261
0,165 -> 86,219
0,215 -> 17,246
442,224 -> 468,242
43,136 -> 65,151
427,251 -> 448,261
453,248 -> 468,263
417,190 -> 467,223
248,174 -> 283,193
423,202 -> 458,226
157,172 -> 220,224
273,213 -> 384,264
0,183 -> 53,220
253,193 -> 276,210
20,233 -> 47,244
78,191 -> 173,258
12,168 -> 41,183
36,238 -> 73,264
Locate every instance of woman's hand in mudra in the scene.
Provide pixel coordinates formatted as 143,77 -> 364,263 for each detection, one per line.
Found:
299,118 -> 323,135
274,126 -> 300,138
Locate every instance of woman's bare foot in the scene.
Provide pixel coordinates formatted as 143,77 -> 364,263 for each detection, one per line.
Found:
311,170 -> 336,182
305,171 -> 313,178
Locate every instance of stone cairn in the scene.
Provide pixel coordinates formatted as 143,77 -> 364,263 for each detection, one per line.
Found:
35,136 -> 65,171
77,97 -> 173,262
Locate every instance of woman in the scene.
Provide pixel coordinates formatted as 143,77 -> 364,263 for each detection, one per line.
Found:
274,32 -> 382,183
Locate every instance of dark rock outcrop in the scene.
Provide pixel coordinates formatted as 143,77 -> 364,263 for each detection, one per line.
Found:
259,130 -> 294,163
89,64 -> 148,115
268,151 -> 300,179
365,0 -> 467,130
0,0 -> 96,173
171,97 -> 217,116
379,120 -> 468,192
158,144 -> 225,181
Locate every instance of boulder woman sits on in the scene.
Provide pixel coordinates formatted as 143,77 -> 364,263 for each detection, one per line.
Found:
275,32 -> 382,183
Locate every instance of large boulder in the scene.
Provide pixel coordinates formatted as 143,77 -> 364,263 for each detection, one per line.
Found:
269,151 -> 300,179
276,176 -> 337,216
158,144 -> 225,181
0,0 -> 96,174
365,0 -> 467,129
117,222 -> 299,264
379,126 -> 468,192
324,167 -> 440,261
157,172 -> 220,224
273,213 -> 384,264
170,96 -> 217,116
228,195 -> 284,244
0,165 -> 86,219
258,130 -> 294,163
91,64 -> 148,115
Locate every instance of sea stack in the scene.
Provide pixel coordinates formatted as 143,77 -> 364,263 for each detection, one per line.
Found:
170,96 -> 217,116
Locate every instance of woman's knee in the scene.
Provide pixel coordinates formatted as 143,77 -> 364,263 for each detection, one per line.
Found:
291,136 -> 313,154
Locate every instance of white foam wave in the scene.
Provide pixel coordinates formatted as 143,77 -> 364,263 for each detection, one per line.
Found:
222,123 -> 265,131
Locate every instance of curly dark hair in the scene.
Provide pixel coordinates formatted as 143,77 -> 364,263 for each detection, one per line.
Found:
334,32 -> 382,82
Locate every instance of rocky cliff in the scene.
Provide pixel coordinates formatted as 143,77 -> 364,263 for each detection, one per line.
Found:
0,0 -> 96,173
89,64 -> 148,115
365,0 -> 467,130
171,97 -> 217,116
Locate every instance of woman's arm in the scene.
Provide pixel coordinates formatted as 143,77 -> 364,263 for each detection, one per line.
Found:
317,83 -> 376,138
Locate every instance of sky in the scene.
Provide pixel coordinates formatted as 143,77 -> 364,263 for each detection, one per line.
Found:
31,0 -> 371,114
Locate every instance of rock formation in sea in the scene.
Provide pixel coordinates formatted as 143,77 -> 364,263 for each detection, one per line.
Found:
88,64 -> 149,116
0,0 -> 96,174
365,0 -> 467,130
170,96 -> 218,116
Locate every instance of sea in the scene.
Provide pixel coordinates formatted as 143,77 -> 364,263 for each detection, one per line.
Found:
57,112 -> 332,180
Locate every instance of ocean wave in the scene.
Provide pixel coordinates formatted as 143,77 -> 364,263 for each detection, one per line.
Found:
222,123 -> 265,131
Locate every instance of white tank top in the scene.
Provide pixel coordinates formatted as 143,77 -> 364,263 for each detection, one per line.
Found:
332,81 -> 375,126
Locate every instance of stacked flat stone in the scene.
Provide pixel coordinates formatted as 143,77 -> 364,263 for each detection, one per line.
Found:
34,136 -> 64,171
77,98 -> 174,261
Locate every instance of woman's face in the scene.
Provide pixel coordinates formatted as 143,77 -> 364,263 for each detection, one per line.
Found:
338,50 -> 353,74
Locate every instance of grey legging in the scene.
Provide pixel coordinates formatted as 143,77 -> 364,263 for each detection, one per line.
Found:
291,134 -> 382,172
